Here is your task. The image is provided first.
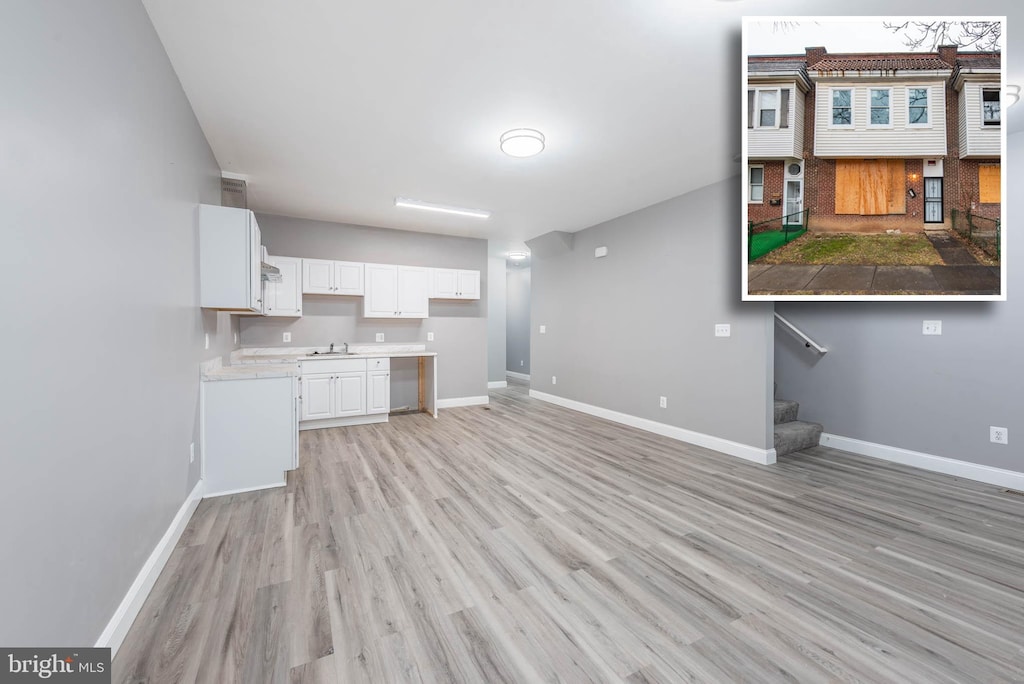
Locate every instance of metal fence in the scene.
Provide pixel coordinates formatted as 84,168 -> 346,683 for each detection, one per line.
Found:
747,208 -> 810,261
951,209 -> 1000,260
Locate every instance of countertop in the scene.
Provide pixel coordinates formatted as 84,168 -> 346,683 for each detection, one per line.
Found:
202,345 -> 436,381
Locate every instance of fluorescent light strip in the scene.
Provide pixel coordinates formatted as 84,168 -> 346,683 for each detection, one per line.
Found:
395,197 -> 491,219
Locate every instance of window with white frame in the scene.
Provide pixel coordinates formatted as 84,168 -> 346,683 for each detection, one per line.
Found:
831,88 -> 852,126
748,166 -> 764,202
907,87 -> 929,125
982,88 -> 1000,126
757,90 -> 779,128
869,88 -> 891,125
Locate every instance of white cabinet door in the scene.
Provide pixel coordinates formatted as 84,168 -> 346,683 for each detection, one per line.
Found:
364,263 -> 398,317
264,256 -> 302,317
301,374 -> 334,420
398,266 -> 429,318
366,370 -> 390,415
335,261 -> 365,295
431,268 -> 458,298
335,372 -> 366,417
456,270 -> 480,299
303,258 -> 335,294
249,213 -> 262,311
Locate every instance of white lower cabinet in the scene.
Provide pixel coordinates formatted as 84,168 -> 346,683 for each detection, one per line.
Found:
300,357 -> 389,424
300,373 -> 335,420
335,372 -> 366,417
367,369 -> 391,414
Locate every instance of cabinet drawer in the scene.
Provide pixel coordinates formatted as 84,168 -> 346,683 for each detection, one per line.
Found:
300,358 -> 367,374
366,357 -> 390,371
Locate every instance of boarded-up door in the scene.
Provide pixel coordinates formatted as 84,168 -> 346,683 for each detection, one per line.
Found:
835,159 -> 906,215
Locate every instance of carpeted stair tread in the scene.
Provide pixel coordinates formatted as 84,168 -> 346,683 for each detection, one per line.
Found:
774,400 -> 799,425
774,420 -> 823,457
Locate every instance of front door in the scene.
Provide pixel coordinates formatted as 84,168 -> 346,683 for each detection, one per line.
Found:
924,178 -> 943,223
784,180 -> 803,225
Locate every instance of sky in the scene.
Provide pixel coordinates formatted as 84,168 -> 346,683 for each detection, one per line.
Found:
744,18 -> 1004,56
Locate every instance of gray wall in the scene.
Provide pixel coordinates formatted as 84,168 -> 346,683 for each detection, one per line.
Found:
531,179 -> 775,451
487,256 -> 507,383
774,131 -> 1023,474
0,0 -> 236,645
241,213 -> 488,400
506,265 -> 532,374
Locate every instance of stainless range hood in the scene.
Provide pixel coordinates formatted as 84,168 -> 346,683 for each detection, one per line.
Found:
260,246 -> 282,282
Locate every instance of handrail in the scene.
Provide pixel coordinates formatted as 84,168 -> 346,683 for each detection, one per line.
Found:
774,312 -> 828,354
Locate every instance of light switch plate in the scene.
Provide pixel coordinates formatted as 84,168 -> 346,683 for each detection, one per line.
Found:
552,376 -> 557,385
715,324 -> 731,337
595,246 -> 608,258
376,333 -> 385,342
189,442 -> 195,464
204,333 -> 209,350
427,332 -> 434,342
283,332 -> 291,343
923,320 -> 942,335
659,396 -> 667,408
540,325 -> 546,334
234,331 -> 238,345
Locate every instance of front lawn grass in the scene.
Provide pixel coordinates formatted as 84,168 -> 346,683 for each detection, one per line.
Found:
756,233 -> 944,266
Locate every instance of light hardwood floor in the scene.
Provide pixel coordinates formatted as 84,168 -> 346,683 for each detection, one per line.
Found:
113,380 -> 1024,683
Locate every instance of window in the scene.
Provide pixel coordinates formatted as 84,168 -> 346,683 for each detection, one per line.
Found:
979,164 -> 1000,203
831,89 -> 852,126
982,89 -> 1000,126
758,90 -> 778,128
749,166 -> 764,203
907,87 -> 928,125
869,89 -> 891,125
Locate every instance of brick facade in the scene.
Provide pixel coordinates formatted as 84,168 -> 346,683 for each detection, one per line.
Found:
746,160 -> 785,230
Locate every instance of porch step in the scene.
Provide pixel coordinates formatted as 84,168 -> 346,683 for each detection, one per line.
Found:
774,400 -> 799,425
774,420 -> 823,458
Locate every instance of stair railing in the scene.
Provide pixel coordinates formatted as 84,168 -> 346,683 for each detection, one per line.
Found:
774,312 -> 828,354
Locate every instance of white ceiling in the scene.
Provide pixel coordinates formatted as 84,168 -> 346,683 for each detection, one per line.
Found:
143,1 -> 1023,244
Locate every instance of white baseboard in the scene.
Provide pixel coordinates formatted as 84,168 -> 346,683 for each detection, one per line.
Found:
203,481 -> 287,498
488,381 -> 508,389
96,479 -> 205,658
436,395 -> 490,409
529,390 -> 776,465
820,433 -> 1024,490
299,413 -> 388,430
506,371 -> 530,381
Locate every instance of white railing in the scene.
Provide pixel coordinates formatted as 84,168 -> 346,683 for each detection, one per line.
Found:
774,312 -> 828,354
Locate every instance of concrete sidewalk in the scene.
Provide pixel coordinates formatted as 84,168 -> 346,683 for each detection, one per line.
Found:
748,263 -> 1000,295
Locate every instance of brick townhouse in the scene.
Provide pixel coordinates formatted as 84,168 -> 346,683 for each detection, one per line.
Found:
747,45 -> 1001,233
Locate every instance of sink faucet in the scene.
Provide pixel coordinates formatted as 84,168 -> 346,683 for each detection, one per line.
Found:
329,343 -> 334,353
342,342 -> 349,354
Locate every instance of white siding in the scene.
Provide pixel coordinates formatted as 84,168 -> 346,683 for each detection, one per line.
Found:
959,80 -> 1000,158
748,82 -> 801,159
813,80 -> 947,157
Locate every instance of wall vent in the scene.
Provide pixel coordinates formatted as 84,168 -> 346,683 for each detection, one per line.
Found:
221,178 -> 247,209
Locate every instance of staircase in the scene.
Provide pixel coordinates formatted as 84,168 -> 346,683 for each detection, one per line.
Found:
774,396 -> 823,457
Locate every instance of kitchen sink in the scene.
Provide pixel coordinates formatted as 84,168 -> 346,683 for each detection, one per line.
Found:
307,351 -> 354,357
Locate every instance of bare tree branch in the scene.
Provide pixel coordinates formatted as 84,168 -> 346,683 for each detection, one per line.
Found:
883,20 -> 1001,52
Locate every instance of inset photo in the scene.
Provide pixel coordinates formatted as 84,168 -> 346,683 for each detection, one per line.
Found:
742,17 -> 1007,300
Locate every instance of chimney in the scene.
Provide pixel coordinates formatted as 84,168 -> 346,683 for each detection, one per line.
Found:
805,46 -> 827,67
937,44 -> 958,67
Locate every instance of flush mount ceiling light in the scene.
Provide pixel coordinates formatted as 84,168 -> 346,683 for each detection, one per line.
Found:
508,251 -> 529,260
1005,84 -> 1021,108
500,129 -> 545,158
394,197 -> 491,219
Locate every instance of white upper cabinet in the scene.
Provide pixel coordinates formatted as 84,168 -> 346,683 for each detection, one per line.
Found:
302,259 -> 364,295
199,204 -> 263,312
430,268 -> 480,299
263,255 -> 302,317
364,264 -> 429,318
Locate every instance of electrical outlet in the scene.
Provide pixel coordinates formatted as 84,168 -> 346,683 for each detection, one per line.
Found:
659,396 -> 667,409
376,333 -> 385,342
204,333 -> 210,350
991,426 -> 1008,444
427,332 -> 434,342
520,360 -> 524,367
540,325 -> 546,334
283,332 -> 291,343
715,324 -> 731,337
923,320 -> 942,335
189,442 -> 195,464
552,376 -> 557,385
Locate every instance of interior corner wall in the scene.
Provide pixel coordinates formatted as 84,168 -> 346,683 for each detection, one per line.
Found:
0,0 -> 235,645
487,256 -> 508,383
240,213 -> 488,401
530,178 -> 775,452
774,131 -> 1022,475
506,265 -> 532,374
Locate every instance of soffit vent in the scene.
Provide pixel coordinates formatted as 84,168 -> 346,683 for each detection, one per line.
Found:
221,178 -> 247,209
